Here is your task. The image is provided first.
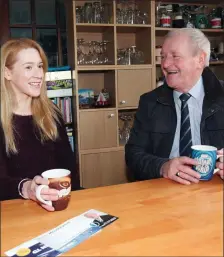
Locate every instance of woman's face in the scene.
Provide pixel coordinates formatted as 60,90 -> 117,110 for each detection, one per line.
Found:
5,48 -> 44,99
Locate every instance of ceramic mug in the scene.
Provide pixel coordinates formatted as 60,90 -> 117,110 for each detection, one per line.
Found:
36,169 -> 71,211
191,145 -> 223,181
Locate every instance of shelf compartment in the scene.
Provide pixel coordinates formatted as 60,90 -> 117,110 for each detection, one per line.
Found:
117,69 -> 153,108
77,70 -> 116,109
116,0 -> 151,25
75,0 -> 114,24
116,24 -> 151,28
155,28 -> 224,48
76,24 -> 114,33
116,26 -> 152,65
209,61 -> 224,65
116,64 -> 152,69
80,146 -> 124,155
76,26 -> 115,65
77,65 -> 116,71
81,150 -> 127,188
155,27 -> 224,38
79,109 -> 117,150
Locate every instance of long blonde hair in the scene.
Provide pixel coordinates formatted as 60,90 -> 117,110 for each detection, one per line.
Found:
1,38 -> 61,155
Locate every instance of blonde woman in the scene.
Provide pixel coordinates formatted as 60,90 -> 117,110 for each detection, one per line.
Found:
0,38 -> 79,210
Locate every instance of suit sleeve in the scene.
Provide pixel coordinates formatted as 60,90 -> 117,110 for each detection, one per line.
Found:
125,94 -> 169,180
54,117 -> 80,191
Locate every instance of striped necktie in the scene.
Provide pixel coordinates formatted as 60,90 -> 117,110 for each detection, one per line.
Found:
179,93 -> 192,157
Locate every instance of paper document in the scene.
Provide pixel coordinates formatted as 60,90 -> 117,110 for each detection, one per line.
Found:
5,209 -> 118,257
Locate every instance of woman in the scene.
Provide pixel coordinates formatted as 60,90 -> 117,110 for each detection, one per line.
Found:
0,38 -> 80,210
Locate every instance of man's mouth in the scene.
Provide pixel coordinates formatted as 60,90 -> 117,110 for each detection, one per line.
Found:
167,70 -> 179,75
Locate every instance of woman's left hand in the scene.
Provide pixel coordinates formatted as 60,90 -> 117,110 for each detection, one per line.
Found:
22,176 -> 59,211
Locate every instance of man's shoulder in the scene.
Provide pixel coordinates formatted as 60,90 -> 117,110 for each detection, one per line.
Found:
140,84 -> 168,102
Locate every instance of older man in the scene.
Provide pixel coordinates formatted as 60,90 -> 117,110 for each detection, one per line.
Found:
125,28 -> 224,184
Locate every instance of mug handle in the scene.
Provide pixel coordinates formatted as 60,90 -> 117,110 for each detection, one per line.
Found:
35,185 -> 52,206
214,155 -> 223,174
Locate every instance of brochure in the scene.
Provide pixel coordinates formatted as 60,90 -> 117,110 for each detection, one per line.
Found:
5,209 -> 118,257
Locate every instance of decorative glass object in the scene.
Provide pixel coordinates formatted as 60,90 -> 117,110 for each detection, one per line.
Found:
119,114 -> 134,145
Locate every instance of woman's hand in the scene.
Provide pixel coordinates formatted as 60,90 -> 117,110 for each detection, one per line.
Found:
22,176 -> 59,211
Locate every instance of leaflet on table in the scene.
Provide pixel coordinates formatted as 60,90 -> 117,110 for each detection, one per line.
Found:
5,209 -> 118,257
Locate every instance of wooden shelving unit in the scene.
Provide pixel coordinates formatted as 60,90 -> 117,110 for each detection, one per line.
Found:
65,0 -> 224,189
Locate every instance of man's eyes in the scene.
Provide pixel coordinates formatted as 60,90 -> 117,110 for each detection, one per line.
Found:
160,55 -> 180,59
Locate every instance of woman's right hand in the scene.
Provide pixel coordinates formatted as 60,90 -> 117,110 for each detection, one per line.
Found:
22,176 -> 59,211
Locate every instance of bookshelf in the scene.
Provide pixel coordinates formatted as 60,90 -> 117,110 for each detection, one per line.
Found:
65,0 -> 224,189
46,68 -> 75,152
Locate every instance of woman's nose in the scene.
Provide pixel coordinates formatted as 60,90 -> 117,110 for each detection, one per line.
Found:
34,67 -> 43,78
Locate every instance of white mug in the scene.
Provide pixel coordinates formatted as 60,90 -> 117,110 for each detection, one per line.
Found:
36,169 -> 71,211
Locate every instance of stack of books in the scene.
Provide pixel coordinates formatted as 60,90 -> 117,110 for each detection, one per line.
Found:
46,66 -> 75,152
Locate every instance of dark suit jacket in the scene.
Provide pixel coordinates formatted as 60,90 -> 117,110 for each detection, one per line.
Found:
125,67 -> 224,181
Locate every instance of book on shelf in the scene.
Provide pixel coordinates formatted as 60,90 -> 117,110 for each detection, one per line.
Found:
46,68 -> 73,98
51,97 -> 73,124
47,88 -> 73,98
68,133 -> 74,152
47,67 -> 75,152
66,128 -> 74,152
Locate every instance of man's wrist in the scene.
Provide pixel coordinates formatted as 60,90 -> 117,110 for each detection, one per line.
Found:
159,159 -> 169,177
160,163 -> 165,177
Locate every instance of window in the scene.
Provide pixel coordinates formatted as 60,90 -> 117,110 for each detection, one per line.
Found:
7,0 -> 67,67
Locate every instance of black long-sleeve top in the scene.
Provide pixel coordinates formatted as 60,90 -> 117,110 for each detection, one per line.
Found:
0,114 -> 80,201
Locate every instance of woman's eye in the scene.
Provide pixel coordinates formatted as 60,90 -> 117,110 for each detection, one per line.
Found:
25,66 -> 32,70
39,65 -> 43,69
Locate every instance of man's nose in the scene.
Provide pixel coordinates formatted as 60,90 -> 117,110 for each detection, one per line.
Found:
162,57 -> 173,68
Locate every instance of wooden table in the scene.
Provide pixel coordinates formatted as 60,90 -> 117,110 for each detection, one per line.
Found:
1,176 -> 223,256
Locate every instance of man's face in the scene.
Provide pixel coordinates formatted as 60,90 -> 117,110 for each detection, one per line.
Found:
161,34 -> 205,92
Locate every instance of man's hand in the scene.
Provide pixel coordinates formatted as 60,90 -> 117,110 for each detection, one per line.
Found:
22,176 -> 59,211
216,149 -> 224,180
161,157 -> 200,185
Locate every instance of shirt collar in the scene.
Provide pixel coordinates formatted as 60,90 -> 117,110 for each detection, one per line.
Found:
173,76 -> 204,101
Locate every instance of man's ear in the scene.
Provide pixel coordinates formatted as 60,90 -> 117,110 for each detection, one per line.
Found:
198,51 -> 206,68
4,67 -> 12,80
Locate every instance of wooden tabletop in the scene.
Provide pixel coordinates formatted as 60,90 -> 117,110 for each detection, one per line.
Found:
1,176 -> 223,256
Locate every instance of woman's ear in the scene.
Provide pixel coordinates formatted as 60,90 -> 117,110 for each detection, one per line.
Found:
4,67 -> 11,80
